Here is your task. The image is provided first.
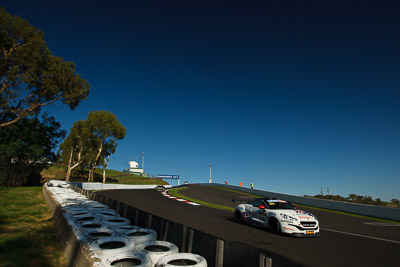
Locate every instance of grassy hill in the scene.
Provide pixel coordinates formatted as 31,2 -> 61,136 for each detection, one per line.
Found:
40,163 -> 169,185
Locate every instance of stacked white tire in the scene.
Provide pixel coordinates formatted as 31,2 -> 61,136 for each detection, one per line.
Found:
91,236 -> 136,257
156,253 -> 207,267
104,252 -> 152,267
136,240 -> 179,266
122,228 -> 157,245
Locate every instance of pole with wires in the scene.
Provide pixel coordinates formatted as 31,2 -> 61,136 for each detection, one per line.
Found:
209,164 -> 212,183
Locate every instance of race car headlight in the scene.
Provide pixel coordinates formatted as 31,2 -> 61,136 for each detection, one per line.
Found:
280,213 -> 298,222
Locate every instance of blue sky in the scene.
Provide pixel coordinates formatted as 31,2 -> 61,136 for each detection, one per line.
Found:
3,0 -> 399,201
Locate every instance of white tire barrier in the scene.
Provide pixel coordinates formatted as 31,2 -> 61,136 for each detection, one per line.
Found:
122,228 -> 157,245
84,228 -> 114,241
79,221 -> 104,230
87,203 -> 109,210
61,201 -> 81,207
91,236 -> 135,256
71,213 -> 100,223
136,240 -> 179,266
45,180 -> 208,267
58,183 -> 70,188
67,209 -> 91,217
156,253 -> 207,267
93,208 -> 119,219
80,200 -> 100,207
62,197 -> 85,204
103,217 -> 131,227
47,180 -> 65,187
104,252 -> 151,267
114,224 -> 141,233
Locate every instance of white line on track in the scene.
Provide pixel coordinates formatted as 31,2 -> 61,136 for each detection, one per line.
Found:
321,228 -> 400,244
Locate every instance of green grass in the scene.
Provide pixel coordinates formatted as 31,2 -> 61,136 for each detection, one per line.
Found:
168,187 -> 234,212
208,185 -> 264,198
293,203 -> 400,223
169,186 -> 400,224
0,187 -> 66,267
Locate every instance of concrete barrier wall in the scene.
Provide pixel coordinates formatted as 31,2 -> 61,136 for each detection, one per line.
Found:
206,183 -> 400,222
70,182 -> 171,190
75,187 -> 299,267
43,186 -> 105,267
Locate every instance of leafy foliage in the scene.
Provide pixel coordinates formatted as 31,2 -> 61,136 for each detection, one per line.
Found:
86,110 -> 126,182
59,120 -> 96,181
0,113 -> 65,186
0,7 -> 90,127
59,111 -> 126,182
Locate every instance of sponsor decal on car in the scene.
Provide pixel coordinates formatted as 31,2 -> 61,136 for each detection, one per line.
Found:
267,200 -> 287,203
284,226 -> 296,231
296,210 -> 315,217
298,216 -> 313,220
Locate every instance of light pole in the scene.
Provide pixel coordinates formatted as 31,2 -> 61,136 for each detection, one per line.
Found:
142,152 -> 144,171
209,164 -> 212,183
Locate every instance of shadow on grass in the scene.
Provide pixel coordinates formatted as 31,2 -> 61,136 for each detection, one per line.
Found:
0,223 -> 63,267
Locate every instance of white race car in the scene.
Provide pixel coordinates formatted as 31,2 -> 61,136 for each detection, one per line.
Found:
233,198 -> 320,237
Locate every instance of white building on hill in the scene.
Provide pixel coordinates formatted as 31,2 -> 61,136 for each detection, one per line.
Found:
124,160 -> 144,175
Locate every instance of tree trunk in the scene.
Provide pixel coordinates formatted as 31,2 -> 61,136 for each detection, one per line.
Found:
67,148 -> 83,182
90,144 -> 102,182
102,156 -> 109,184
66,149 -> 73,182
90,165 -> 95,182
88,168 -> 91,182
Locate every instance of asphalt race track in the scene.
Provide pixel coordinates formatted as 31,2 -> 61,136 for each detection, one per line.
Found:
98,186 -> 400,267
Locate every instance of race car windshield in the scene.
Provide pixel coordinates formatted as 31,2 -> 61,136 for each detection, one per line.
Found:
265,200 -> 296,210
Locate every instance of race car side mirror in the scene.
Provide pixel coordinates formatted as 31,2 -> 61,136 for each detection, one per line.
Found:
258,205 -> 266,209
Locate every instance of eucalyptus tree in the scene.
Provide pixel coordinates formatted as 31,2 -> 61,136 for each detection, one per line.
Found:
60,111 -> 125,182
86,111 -> 126,182
0,7 -> 90,128
60,120 -> 96,181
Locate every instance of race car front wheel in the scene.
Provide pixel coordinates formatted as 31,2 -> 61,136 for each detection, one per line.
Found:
268,218 -> 281,234
234,211 -> 243,224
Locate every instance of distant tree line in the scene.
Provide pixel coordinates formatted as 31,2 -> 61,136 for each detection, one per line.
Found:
304,193 -> 400,208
